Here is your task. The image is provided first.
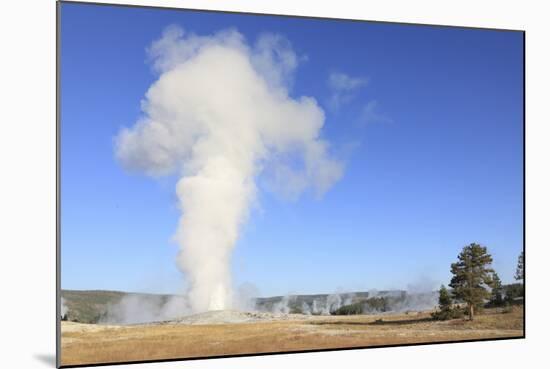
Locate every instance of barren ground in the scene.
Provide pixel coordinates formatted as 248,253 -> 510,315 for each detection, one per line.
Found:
61,307 -> 523,366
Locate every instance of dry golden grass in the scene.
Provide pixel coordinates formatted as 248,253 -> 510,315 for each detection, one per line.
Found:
61,307 -> 523,366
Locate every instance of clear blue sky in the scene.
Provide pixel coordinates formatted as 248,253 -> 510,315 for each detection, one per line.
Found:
60,3 -> 524,296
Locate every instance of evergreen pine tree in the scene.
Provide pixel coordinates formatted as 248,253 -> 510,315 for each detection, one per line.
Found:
449,243 -> 494,320
438,285 -> 452,310
432,285 -> 460,320
514,251 -> 524,282
489,271 -> 504,306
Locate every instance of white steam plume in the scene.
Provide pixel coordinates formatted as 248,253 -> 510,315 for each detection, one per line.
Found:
61,297 -> 68,318
100,294 -> 191,325
115,25 -> 343,313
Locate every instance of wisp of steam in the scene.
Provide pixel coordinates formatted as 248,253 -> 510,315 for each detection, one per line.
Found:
115,26 -> 343,313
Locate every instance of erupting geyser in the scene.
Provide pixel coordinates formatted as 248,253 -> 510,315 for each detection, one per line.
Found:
115,25 -> 343,312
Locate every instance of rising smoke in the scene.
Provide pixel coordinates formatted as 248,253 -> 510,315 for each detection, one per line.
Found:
115,26 -> 343,313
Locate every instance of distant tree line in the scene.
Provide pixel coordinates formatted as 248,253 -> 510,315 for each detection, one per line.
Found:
330,296 -> 399,315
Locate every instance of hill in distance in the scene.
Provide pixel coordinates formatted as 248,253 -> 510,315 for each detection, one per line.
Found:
61,289 -> 439,324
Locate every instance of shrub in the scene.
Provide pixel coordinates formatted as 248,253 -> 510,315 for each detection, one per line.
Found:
432,285 -> 464,321
431,306 -> 464,321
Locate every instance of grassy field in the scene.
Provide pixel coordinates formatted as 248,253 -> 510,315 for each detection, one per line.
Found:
61,307 -> 523,366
